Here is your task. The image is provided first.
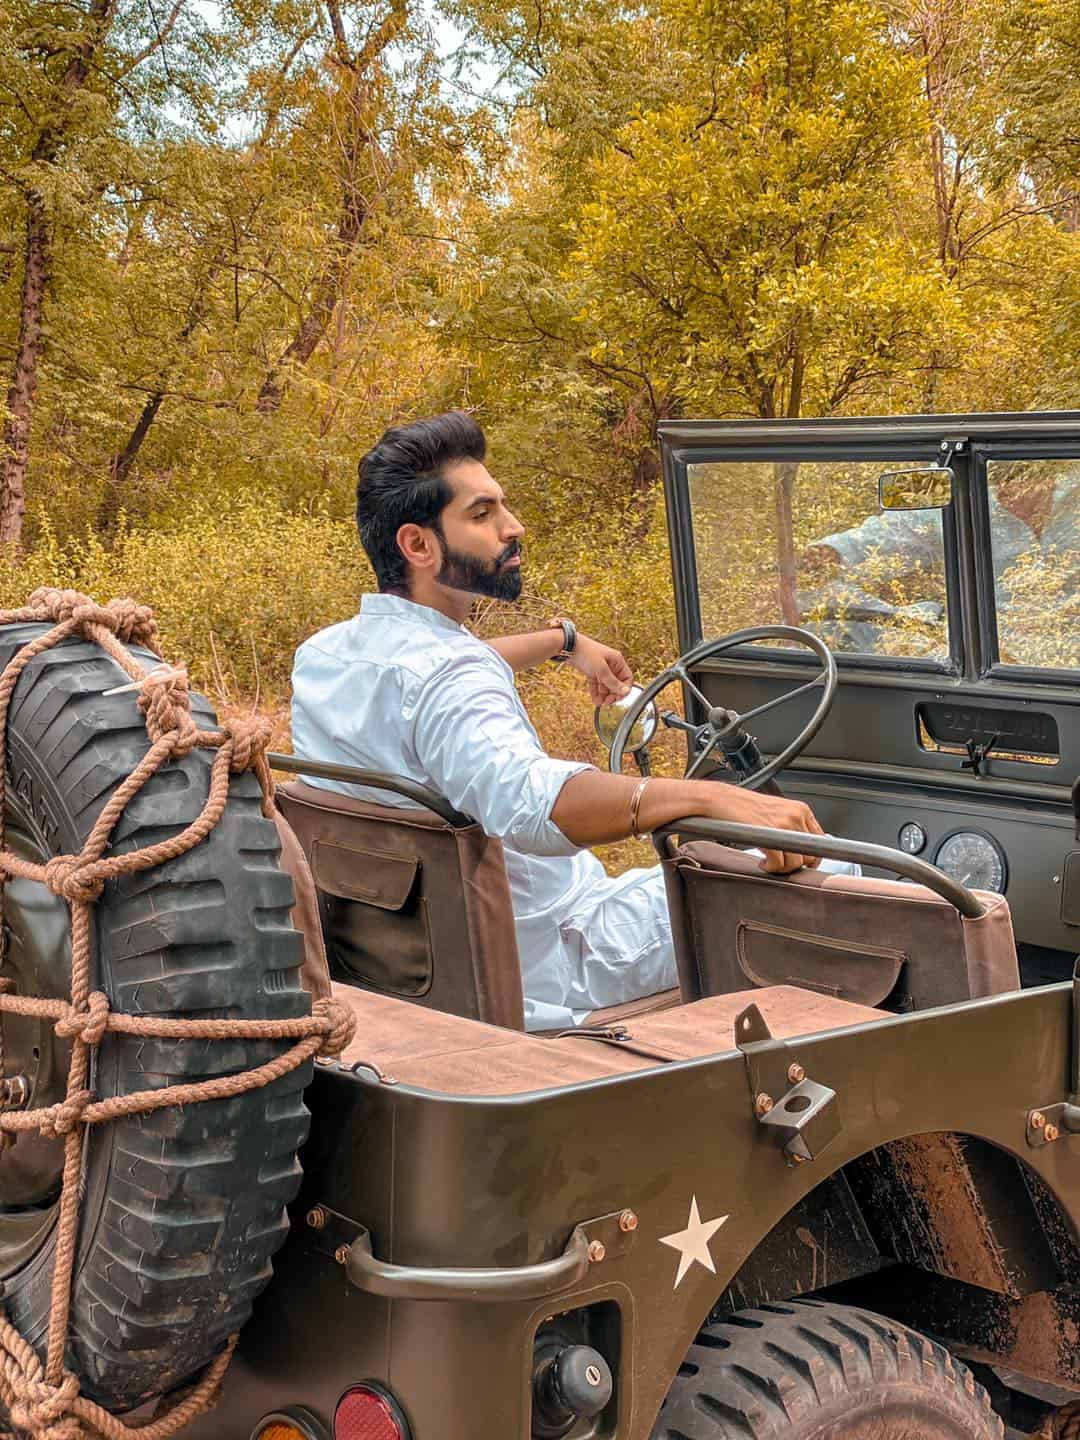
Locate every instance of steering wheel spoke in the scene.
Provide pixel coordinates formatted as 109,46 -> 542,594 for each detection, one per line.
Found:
672,665 -> 713,714
684,742 -> 720,782
607,625 -> 837,790
732,674 -> 826,729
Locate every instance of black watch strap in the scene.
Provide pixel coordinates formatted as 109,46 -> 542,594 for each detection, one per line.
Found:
551,618 -> 576,663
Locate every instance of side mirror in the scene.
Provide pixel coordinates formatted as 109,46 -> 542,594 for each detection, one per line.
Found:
878,466 -> 953,511
594,686 -> 659,756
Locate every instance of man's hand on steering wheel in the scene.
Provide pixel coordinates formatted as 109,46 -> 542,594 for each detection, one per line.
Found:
569,635 -> 633,706
595,623 -> 839,874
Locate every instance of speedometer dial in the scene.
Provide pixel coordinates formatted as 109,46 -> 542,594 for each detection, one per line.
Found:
934,831 -> 1007,894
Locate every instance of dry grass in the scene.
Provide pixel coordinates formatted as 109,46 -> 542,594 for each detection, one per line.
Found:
0,504 -> 686,877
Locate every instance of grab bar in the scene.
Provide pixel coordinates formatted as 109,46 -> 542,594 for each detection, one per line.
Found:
653,817 -> 986,919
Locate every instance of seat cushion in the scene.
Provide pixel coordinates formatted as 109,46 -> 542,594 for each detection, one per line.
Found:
583,987 -> 681,1028
329,982 -> 883,1096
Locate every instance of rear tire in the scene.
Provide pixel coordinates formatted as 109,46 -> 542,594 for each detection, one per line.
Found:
651,1299 -> 1004,1438
0,625 -> 311,1413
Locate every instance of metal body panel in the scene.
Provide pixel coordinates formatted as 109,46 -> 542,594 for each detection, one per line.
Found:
185,983 -> 1080,1440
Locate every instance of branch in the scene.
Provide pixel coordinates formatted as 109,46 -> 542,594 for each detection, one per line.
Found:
121,0 -> 184,75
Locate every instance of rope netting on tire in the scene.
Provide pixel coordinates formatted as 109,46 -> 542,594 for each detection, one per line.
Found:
0,589 -> 356,1440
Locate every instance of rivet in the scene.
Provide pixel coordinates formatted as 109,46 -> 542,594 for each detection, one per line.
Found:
1045,1124 -> 1060,1143
1031,1111 -> 1046,1130
335,1245 -> 350,1265
787,1063 -> 805,1085
306,1206 -> 327,1230
585,1364 -> 602,1386
619,1209 -> 638,1233
587,1240 -> 606,1264
755,1092 -> 774,1116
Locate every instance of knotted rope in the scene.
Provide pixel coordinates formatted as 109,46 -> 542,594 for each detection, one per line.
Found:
0,590 -> 355,1439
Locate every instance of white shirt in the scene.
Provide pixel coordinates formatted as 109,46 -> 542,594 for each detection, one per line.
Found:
290,593 -> 678,1029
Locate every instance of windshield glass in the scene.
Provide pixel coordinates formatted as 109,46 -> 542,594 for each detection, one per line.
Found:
687,459 -> 950,661
986,458 -> 1080,671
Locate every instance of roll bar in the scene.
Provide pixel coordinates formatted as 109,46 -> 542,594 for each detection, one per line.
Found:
652,817 -> 987,919
267,752 -> 474,828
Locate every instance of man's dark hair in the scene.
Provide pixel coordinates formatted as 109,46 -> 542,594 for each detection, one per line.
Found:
356,411 -> 487,593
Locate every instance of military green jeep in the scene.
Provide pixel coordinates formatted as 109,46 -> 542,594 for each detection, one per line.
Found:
1,411 -> 1079,1440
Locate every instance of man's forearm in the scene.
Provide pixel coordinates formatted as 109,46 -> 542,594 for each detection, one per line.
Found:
550,769 -> 825,873
487,629 -> 563,672
551,771 -> 738,846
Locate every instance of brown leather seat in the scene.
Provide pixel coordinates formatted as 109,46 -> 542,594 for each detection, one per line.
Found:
276,780 -> 526,1028
273,780 -> 679,1032
661,841 -> 1020,1011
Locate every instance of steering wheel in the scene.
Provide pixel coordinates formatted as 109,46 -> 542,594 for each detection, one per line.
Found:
607,625 -> 837,790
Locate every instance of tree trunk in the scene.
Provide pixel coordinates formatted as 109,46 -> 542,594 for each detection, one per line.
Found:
772,340 -> 804,625
255,0 -> 406,416
102,275 -> 213,526
1,202 -> 50,543
0,0 -> 117,546
773,461 -> 800,624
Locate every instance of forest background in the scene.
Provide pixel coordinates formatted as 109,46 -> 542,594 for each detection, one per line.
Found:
1,0 -> 1078,817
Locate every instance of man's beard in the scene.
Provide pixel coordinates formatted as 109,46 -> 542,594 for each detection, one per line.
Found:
435,533 -> 523,602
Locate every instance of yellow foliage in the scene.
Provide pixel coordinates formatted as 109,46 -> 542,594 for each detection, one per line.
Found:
0,505 -> 372,701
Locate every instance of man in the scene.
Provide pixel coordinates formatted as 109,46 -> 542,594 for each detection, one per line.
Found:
292,412 -> 831,1030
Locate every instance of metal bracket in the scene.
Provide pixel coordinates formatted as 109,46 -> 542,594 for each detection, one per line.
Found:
1026,1103 -> 1072,1148
735,1004 -> 841,1166
1026,958 -> 1080,1148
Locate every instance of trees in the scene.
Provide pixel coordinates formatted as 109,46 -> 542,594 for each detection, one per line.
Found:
0,0 -> 1076,621
1,0 -> 492,540
1,0 -> 120,543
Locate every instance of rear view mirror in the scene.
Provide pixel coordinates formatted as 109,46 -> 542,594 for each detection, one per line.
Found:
594,686 -> 658,755
878,467 -> 953,511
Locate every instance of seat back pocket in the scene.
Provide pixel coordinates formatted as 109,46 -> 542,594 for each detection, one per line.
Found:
736,919 -> 905,1007
311,841 -> 432,997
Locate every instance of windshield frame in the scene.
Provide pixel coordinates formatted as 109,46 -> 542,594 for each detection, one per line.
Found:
972,439 -> 1080,688
666,439 -> 964,678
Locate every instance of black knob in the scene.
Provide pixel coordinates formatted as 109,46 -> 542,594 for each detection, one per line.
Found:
533,1344 -> 613,1436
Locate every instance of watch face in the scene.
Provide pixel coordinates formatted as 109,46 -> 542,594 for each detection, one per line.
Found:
934,831 -> 1007,894
898,822 -> 927,855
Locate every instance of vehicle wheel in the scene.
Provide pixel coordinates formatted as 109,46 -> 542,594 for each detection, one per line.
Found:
652,1298 -> 1004,1438
0,624 -> 311,1412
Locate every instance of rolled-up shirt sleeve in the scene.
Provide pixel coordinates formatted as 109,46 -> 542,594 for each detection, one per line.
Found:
411,657 -> 594,856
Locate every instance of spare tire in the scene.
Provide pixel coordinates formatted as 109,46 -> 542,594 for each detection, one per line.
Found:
0,623 -> 311,1412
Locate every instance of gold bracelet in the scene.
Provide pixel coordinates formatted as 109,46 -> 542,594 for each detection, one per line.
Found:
629,777 -> 652,838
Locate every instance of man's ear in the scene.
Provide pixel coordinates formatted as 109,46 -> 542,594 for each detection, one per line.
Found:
396,522 -> 438,574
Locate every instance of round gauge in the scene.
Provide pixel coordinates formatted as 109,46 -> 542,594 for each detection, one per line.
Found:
934,830 -> 1007,894
898,822 -> 927,855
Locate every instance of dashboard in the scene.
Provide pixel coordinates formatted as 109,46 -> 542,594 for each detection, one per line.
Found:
897,823 -> 1007,894
784,774 -> 1078,957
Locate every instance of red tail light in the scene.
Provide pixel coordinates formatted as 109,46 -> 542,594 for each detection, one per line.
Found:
334,1384 -> 410,1440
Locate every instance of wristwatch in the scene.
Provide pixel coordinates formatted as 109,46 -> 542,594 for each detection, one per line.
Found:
548,616 -> 577,663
